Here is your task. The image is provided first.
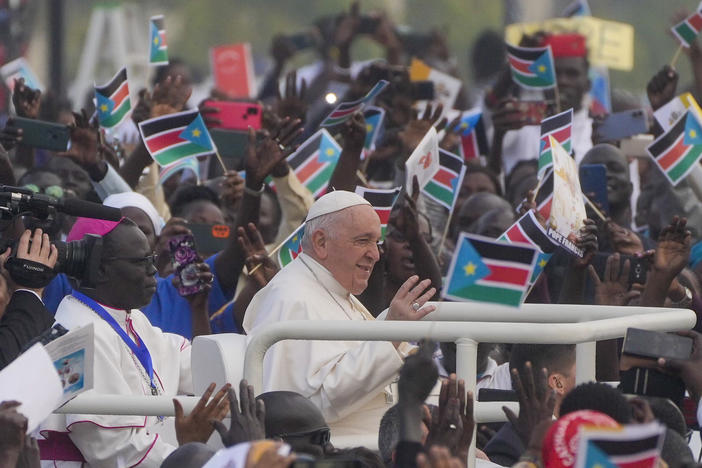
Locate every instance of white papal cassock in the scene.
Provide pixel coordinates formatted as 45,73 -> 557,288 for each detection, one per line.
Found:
40,294 -> 192,467
243,252 -> 409,436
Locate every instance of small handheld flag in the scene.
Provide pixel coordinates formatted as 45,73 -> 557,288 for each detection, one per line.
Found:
443,233 -> 538,307
589,66 -> 611,116
149,15 -> 169,65
455,108 -> 489,161
362,106 -> 385,158
320,80 -> 388,127
286,129 -> 342,198
277,223 -> 305,267
405,127 -> 440,197
672,3 -> 702,48
354,186 -> 402,241
139,109 -> 215,166
506,43 -> 556,90
95,67 -> 131,129
539,108 -> 573,177
421,149 -> 466,212
575,422 -> 665,468
498,210 -> 558,284
647,109 -> 702,186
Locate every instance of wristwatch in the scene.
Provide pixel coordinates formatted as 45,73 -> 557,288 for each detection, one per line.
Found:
670,286 -> 693,308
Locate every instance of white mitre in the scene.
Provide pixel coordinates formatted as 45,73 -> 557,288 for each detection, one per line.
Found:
305,190 -> 371,222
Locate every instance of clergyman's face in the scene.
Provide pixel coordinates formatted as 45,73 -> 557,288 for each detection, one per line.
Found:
323,205 -> 382,295
101,224 -> 157,309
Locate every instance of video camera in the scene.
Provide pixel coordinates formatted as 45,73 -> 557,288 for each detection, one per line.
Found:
0,185 -> 122,289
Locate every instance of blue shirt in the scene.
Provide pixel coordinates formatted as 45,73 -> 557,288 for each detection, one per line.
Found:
42,253 -> 239,339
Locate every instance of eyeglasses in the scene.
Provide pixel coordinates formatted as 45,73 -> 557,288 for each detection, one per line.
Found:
103,254 -> 158,266
276,428 -> 331,446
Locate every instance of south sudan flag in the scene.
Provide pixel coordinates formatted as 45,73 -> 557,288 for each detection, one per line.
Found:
354,185 -> 402,241
149,15 -> 169,65
139,109 -> 215,167
506,43 -> 556,90
95,67 -> 131,129
647,109 -> 702,186
422,149 -> 465,211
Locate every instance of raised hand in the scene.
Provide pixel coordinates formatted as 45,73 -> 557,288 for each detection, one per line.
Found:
491,99 -> 533,137
174,382 -> 231,445
220,170 -> 245,209
12,78 -> 41,119
425,374 -> 463,454
57,110 -> 100,173
416,446 -> 464,468
393,193 -> 421,243
151,75 -> 192,117
398,340 -> 439,406
647,66 -> 678,111
333,1 -> 361,49
212,379 -> 266,447
387,275 -> 436,321
340,111 -> 366,153
588,253 -> 639,306
238,223 -> 279,287
276,70 -> 308,122
439,115 -> 463,153
574,218 -> 599,268
502,362 -> 556,447
131,89 -> 153,125
245,117 -> 303,190
399,103 -> 444,159
652,216 -> 691,280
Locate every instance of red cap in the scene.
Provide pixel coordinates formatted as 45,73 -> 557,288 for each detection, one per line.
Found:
541,410 -> 619,468
540,33 -> 587,58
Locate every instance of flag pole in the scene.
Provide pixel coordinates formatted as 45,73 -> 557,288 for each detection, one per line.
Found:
671,45 -> 684,69
553,86 -> 562,114
583,193 -> 607,221
214,149 -> 228,173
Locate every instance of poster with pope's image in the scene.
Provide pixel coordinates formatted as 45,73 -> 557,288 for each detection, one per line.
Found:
547,135 -> 586,257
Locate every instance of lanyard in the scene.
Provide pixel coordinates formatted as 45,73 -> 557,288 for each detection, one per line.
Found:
72,291 -> 157,394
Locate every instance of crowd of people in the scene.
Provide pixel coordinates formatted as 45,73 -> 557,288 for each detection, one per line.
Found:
4,2 -> 702,467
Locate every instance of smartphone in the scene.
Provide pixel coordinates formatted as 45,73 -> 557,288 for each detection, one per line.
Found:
13,117 -> 70,152
188,223 -> 231,256
209,129 -> 248,170
168,234 -> 205,296
579,164 -> 610,216
622,328 -> 693,361
202,100 -> 262,131
628,256 -> 649,286
286,31 -> 320,52
593,109 -> 649,143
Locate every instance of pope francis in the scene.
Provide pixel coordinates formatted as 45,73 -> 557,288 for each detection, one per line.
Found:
243,190 -> 437,436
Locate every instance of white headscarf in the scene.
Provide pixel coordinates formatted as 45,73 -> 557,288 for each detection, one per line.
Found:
103,191 -> 164,235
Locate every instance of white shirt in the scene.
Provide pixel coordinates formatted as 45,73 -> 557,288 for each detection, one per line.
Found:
476,360 -> 512,391
500,106 -> 593,175
41,294 -> 192,468
243,253 -> 405,435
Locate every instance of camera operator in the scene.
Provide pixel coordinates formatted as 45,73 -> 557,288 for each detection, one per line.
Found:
0,228 -> 57,369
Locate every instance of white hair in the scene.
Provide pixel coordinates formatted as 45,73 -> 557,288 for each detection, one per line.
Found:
301,211 -> 342,251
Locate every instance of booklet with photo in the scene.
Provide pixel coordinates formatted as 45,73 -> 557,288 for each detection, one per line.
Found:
44,323 -> 95,405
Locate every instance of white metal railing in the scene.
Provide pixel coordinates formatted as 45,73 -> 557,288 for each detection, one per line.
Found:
56,304 -> 695,468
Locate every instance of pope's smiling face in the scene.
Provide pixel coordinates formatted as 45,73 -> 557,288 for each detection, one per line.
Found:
315,205 -> 382,295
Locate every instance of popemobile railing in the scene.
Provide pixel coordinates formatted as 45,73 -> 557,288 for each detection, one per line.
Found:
56,303 -> 696,468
